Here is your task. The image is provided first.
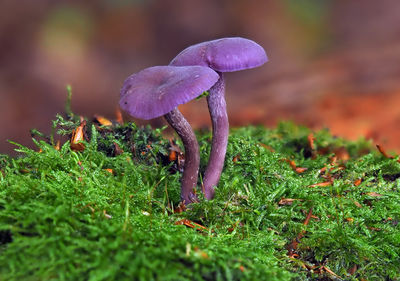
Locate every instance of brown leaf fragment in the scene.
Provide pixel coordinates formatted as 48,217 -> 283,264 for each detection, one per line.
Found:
353,200 -> 362,208
258,143 -> 275,152
333,146 -> 350,161
354,178 -> 362,186
94,114 -> 112,126
376,144 -> 394,159
295,167 -> 308,173
54,140 -> 60,151
366,192 -> 383,197
278,198 -> 298,206
227,221 -> 243,233
309,180 -> 333,187
103,168 -> 114,175
169,150 -> 177,161
173,202 -> 186,213
115,108 -> 124,124
367,226 -> 382,231
348,264 -> 358,275
307,133 -> 315,150
286,208 -> 313,258
70,119 -> 86,152
113,142 -> 124,156
283,159 -> 308,173
232,154 -> 240,163
321,266 -> 341,279
193,246 -> 209,259
175,219 -> 208,233
169,140 -> 185,169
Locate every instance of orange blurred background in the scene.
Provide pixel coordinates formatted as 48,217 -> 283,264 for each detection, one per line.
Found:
1,0 -> 400,155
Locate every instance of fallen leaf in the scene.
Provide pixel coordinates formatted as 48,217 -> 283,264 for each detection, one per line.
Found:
348,264 -> 358,275
70,119 -> 86,152
309,180 -> 333,187
103,168 -> 114,175
295,167 -> 308,173
94,114 -> 112,126
283,159 -> 308,174
376,144 -> 394,159
278,198 -> 298,206
232,154 -> 241,163
366,192 -> 383,197
113,142 -> 124,156
258,143 -> 275,152
307,133 -> 315,150
115,108 -> 123,124
175,219 -> 208,232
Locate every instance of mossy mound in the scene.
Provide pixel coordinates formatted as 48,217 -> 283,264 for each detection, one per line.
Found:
0,115 -> 399,280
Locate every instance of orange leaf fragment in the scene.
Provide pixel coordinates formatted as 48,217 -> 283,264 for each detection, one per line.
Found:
307,133 -> 315,150
94,114 -> 112,126
113,142 -> 124,156
104,168 -> 114,174
278,198 -> 298,206
70,119 -> 86,152
333,147 -> 350,161
309,180 -> 333,187
54,140 -> 61,151
348,264 -> 358,275
354,178 -> 362,186
232,154 -> 240,163
173,202 -> 186,213
115,108 -> 124,124
174,219 -> 208,232
169,150 -> 177,161
376,144 -> 394,159
366,192 -> 383,197
295,167 -> 308,173
258,143 -> 275,152
193,246 -> 209,259
283,159 -> 307,174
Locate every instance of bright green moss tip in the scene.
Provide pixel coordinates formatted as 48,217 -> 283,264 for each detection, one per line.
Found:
0,115 -> 399,281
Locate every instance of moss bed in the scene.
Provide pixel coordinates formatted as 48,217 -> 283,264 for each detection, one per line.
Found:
0,113 -> 399,280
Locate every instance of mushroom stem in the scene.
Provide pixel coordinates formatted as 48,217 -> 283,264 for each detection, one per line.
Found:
203,74 -> 228,199
164,107 -> 200,204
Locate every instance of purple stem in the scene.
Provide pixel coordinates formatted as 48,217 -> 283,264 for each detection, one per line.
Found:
164,107 -> 199,204
203,74 -> 228,199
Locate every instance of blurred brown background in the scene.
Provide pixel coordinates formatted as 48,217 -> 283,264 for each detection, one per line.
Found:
1,0 -> 400,155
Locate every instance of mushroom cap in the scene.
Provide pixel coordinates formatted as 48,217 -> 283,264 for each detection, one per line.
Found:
120,65 -> 219,120
170,37 -> 268,72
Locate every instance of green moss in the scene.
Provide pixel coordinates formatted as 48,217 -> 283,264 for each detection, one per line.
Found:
0,115 -> 399,280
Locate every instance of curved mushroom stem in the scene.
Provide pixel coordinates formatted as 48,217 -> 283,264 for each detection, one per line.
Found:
203,73 -> 228,199
164,107 -> 200,204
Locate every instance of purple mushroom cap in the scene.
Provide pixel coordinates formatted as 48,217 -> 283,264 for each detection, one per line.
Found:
170,37 -> 268,72
120,65 -> 219,120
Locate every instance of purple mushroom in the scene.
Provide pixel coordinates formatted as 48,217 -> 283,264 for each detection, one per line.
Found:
170,37 -> 268,199
119,65 -> 219,204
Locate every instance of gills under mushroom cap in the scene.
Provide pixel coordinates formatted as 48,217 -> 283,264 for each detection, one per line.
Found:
170,37 -> 268,72
120,65 -> 219,120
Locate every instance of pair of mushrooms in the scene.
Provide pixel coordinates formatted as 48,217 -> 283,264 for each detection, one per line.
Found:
120,37 -> 268,204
